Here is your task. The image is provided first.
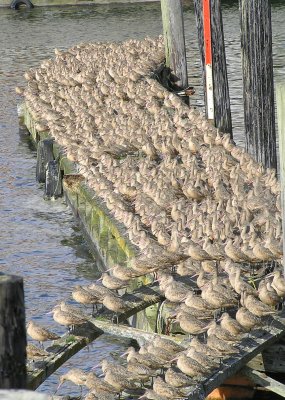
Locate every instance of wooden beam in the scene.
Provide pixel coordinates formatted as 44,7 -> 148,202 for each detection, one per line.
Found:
0,274 -> 27,389
276,83 -> 285,275
90,319 -> 185,347
242,366 -> 285,397
161,0 -> 188,89
240,0 -> 277,169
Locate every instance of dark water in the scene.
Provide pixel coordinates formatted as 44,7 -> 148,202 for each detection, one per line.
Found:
0,1 -> 285,396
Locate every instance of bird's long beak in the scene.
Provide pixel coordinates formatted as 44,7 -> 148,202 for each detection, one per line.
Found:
91,364 -> 100,371
120,350 -> 128,357
96,277 -> 103,282
46,311 -> 53,315
55,382 -> 62,393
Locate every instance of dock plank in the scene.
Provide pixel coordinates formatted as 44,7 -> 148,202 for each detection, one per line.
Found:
185,316 -> 285,400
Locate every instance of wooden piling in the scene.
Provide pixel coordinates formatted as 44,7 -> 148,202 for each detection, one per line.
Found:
0,274 -> 27,389
194,0 -> 232,135
240,0 -> 277,169
45,160 -> 62,199
36,139 -> 54,183
160,0 -> 188,90
276,83 -> 285,275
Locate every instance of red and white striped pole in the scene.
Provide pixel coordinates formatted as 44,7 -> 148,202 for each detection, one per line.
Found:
203,0 -> 214,121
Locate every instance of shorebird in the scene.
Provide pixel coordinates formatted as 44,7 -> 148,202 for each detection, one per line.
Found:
219,312 -> 245,335
258,280 -> 281,306
207,321 -> 243,342
269,270 -> 285,297
165,366 -> 193,388
84,371 -> 118,395
175,353 -> 209,378
72,285 -> 101,313
122,346 -> 164,369
51,304 -> 88,332
175,312 -> 211,336
153,376 -> 187,399
26,321 -> 60,348
57,368 -> 87,393
235,307 -> 262,331
241,292 -> 276,317
186,347 -> 219,370
207,334 -> 238,355
100,272 -> 129,290
153,336 -> 185,354
26,344 -> 49,360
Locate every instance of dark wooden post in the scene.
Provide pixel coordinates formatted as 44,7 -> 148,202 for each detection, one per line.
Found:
161,0 -> 188,90
36,139 -> 54,183
0,274 -> 27,389
240,0 -> 277,169
276,83 -> 285,273
194,0 -> 232,135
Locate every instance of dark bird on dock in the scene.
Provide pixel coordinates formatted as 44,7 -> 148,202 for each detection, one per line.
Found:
26,320 -> 60,348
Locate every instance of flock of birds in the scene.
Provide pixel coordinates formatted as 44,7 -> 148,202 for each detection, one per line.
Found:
18,35 -> 285,399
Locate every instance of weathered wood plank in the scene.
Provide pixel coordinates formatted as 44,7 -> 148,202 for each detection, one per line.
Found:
90,319 -> 184,347
242,366 -> 285,397
276,83 -> 285,276
186,316 -> 285,399
0,274 -> 27,389
193,0 -> 232,135
247,343 -> 285,373
161,0 -> 188,89
240,0 -> 277,169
